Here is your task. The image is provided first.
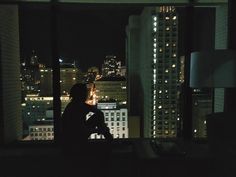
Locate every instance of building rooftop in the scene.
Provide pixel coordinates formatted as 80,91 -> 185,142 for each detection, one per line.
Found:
32,119 -> 54,126
96,76 -> 126,81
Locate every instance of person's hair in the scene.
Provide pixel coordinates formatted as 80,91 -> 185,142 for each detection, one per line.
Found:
69,83 -> 88,102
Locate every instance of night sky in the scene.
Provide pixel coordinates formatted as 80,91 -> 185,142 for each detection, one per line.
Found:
19,4 -> 143,72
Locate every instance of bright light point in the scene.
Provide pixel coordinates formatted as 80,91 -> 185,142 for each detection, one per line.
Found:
153,16 -> 157,21
172,64 -> 176,68
158,105 -> 162,109
73,77 -> 76,80
153,27 -> 157,32
60,80 -> 62,83
153,22 -> 157,26
173,16 -> 176,20
165,69 -> 169,73
59,58 -> 63,63
204,120 -> 206,124
194,129 -> 197,133
159,90 -> 162,93
166,43 -> 169,47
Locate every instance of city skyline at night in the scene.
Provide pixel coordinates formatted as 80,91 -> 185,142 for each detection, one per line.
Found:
19,4 -> 143,71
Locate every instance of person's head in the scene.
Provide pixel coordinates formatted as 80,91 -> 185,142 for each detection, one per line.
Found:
69,83 -> 88,102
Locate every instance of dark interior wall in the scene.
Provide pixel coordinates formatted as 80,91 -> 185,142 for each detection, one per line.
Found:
0,5 -> 22,144
193,8 -> 215,51
178,7 -> 216,55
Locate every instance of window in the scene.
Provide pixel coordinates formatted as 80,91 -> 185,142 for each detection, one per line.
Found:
19,4 -> 53,141
0,2 -> 222,143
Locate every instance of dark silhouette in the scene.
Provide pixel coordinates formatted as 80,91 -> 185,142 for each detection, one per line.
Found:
61,83 -> 113,177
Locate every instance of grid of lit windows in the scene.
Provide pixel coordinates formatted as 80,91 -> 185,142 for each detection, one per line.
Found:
151,6 -> 178,138
90,102 -> 128,139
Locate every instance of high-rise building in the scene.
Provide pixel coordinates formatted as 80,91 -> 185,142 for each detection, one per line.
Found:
126,6 -> 179,138
192,89 -> 212,138
94,77 -> 127,106
39,65 -> 83,96
21,50 -> 41,95
84,66 -> 100,83
89,102 -> 128,139
102,55 -> 122,77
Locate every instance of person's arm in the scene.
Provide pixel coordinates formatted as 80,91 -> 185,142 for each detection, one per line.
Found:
94,110 -> 113,141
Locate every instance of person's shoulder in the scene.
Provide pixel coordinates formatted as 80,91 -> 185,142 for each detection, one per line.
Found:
85,103 -> 103,113
84,103 -> 97,110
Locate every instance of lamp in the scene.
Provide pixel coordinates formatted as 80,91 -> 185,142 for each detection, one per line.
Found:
190,49 -> 236,155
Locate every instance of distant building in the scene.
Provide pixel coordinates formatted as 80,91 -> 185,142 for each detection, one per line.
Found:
22,95 -> 69,137
21,50 -> 41,95
192,89 -> 212,138
102,55 -> 122,77
126,6 -> 179,138
90,102 -> 128,139
29,120 -> 54,140
94,77 -> 127,106
84,66 -> 99,83
117,66 -> 126,77
39,65 -> 83,96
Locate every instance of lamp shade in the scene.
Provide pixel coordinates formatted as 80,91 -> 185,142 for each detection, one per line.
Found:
190,50 -> 236,88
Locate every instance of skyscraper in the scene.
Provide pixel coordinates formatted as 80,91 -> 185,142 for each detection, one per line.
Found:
21,50 -> 41,95
39,64 -> 83,96
95,77 -> 127,106
101,55 -> 122,77
126,6 -> 179,138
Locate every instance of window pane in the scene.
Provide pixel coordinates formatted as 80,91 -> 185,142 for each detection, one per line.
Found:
20,4 -> 54,141
58,5 -> 135,139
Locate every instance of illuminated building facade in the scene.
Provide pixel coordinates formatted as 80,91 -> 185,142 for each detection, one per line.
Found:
94,77 -> 127,106
84,66 -> 100,83
39,66 -> 83,96
192,89 -> 212,138
101,55 -> 122,77
20,50 -> 41,95
29,121 -> 54,140
22,95 -> 69,137
126,6 -> 179,138
90,102 -> 128,139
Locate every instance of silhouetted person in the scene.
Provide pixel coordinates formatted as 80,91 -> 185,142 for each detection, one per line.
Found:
61,83 -> 113,177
